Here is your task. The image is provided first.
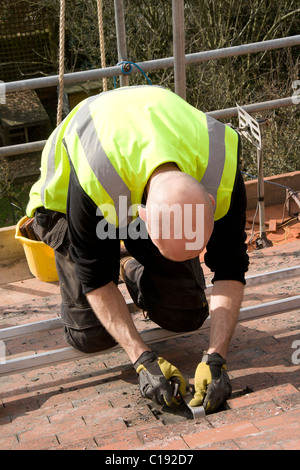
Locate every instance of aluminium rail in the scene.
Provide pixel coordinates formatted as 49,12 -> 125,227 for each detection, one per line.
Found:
0,34 -> 300,158
3,35 -> 300,94
0,95 -> 297,158
1,265 -> 300,378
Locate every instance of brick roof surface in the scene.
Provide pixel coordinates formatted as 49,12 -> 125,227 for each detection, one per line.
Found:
0,205 -> 299,450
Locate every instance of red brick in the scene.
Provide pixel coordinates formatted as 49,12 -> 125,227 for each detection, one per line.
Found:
1,395 -> 40,418
108,406 -> 158,431
37,385 -> 98,409
235,420 -> 300,450
279,439 -> 300,450
0,434 -> 19,450
55,424 -> 96,445
273,329 -> 300,342
17,416 -> 85,444
273,392 -> 300,411
235,434 -> 282,450
268,365 -> 300,389
135,418 -> 210,448
108,388 -> 144,409
17,436 -> 60,450
95,429 -> 142,450
82,411 -> 126,429
255,407 -> 300,431
206,409 -> 245,428
19,370 -> 54,386
57,414 -> 126,445
47,438 -> 99,450
208,400 -> 283,428
182,421 -> 259,449
0,413 -> 50,437
229,369 -> 276,391
47,398 -> 112,423
0,415 -> 11,426
238,400 -> 284,420
268,219 -> 277,232
227,383 -> 298,409
147,437 -> 190,451
59,406 -> 126,439
258,340 -> 299,363
199,439 -> 241,450
71,394 -> 113,412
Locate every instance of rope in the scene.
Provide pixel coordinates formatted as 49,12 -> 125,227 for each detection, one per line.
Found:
96,0 -> 108,92
113,60 -> 152,88
56,0 -> 65,126
56,3 -> 150,120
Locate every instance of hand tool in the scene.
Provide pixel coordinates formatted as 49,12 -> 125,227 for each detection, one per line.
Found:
183,392 -> 206,419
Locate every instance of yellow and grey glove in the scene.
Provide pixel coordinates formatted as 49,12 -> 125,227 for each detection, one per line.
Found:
189,353 -> 232,413
134,351 -> 186,407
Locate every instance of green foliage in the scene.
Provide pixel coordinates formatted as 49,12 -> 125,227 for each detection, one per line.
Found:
0,160 -> 28,226
0,159 -> 14,200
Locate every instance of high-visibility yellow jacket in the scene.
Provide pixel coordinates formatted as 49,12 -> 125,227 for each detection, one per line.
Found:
27,85 -> 239,224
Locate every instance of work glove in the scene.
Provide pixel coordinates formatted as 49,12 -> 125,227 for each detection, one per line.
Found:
134,351 -> 186,407
189,353 -> 232,413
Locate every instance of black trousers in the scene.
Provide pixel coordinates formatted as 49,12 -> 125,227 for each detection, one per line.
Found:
33,208 -> 209,353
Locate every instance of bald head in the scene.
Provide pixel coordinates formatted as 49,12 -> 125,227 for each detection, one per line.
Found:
139,167 -> 215,261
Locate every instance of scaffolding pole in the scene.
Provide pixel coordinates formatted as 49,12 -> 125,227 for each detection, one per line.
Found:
114,0 -> 129,87
3,35 -> 300,94
0,96 -> 297,158
172,0 -> 186,100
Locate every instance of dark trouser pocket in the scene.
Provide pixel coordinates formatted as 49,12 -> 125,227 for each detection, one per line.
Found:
34,208 -> 116,353
33,208 -> 68,253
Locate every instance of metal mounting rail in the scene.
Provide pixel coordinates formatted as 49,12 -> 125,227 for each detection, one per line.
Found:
0,266 -> 300,377
0,95 -> 297,158
0,298 -> 139,342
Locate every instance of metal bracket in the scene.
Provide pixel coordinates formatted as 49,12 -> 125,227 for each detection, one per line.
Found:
236,103 -> 272,248
236,103 -> 263,149
286,189 -> 300,220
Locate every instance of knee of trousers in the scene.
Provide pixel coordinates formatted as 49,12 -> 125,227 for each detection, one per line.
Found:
64,324 -> 117,353
146,302 -> 210,333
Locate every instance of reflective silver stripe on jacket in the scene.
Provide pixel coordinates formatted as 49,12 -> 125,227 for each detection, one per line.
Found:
200,114 -> 226,208
40,126 -> 60,206
66,95 -> 132,226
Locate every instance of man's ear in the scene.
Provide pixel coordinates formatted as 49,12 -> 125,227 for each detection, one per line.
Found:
208,193 -> 215,207
138,205 -> 147,222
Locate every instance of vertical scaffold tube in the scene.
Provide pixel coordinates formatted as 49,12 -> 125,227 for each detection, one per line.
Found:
172,0 -> 186,100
